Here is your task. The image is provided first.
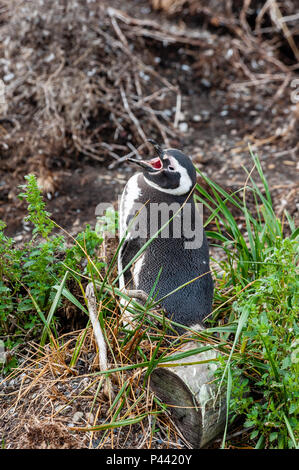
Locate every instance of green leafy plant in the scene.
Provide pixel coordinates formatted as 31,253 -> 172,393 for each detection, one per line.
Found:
0,174 -> 103,371
18,174 -> 54,239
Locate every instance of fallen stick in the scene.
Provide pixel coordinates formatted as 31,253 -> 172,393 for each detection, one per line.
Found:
85,282 -> 113,398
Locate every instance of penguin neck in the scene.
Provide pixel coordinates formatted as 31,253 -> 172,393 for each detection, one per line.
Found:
139,173 -> 194,205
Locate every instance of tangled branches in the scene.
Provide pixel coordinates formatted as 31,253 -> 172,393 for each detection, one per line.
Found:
0,0 -> 298,173
0,1 -> 180,166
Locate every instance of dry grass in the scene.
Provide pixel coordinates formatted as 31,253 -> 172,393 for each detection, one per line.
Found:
0,313 -> 193,449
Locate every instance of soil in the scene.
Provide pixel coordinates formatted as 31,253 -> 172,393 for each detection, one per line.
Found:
0,0 -> 298,240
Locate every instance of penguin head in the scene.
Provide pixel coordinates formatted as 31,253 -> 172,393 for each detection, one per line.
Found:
127,140 -> 196,196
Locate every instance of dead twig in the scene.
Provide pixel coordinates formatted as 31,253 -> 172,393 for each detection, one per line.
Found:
85,282 -> 113,399
120,84 -> 149,147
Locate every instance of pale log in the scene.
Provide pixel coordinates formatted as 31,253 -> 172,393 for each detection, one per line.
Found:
150,341 -> 226,448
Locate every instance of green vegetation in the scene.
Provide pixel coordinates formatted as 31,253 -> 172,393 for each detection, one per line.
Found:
0,174 -> 103,371
195,147 -> 298,449
0,151 -> 298,449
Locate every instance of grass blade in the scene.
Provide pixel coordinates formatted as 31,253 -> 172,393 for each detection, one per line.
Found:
40,271 -> 68,346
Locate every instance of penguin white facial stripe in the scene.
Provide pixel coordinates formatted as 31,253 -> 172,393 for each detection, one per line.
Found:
144,163 -> 193,196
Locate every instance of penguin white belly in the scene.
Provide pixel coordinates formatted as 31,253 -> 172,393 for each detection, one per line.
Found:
132,254 -> 145,287
118,173 -> 144,324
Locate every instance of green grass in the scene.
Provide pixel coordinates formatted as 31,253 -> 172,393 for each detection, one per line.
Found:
194,146 -> 298,449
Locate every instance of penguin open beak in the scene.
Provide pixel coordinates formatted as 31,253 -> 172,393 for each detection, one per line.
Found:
126,140 -> 164,172
126,156 -> 163,172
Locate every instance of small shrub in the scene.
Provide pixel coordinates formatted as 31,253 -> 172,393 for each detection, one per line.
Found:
0,174 -> 103,371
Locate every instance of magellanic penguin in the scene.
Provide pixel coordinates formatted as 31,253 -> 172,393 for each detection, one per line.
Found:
118,141 -> 214,334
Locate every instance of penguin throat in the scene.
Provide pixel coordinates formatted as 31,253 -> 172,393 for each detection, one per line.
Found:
147,157 -> 163,170
143,167 -> 193,196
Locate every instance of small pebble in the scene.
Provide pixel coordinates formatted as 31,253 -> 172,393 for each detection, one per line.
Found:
3,73 -> 14,82
55,404 -> 72,414
72,411 -> 84,423
45,53 -> 55,63
86,412 -> 95,424
179,122 -> 188,133
201,78 -> 211,88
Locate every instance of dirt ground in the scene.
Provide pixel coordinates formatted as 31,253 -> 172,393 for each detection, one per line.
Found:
0,0 -> 298,240
0,0 -> 298,450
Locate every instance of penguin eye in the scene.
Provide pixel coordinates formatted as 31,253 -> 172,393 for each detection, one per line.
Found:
168,165 -> 175,172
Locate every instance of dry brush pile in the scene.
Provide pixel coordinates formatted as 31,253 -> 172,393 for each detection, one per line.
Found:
150,0 -> 299,134
0,0 -> 298,179
0,0 -> 182,180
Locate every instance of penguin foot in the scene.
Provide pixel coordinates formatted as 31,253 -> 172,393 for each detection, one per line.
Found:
120,289 -> 149,329
124,289 -> 148,303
